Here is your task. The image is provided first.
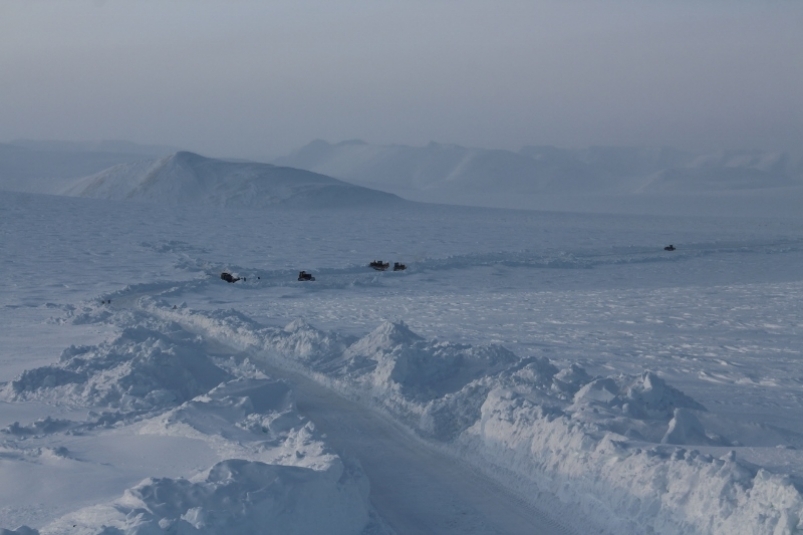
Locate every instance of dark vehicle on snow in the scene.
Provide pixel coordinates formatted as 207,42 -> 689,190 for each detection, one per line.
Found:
393,262 -> 406,271
369,260 -> 390,271
298,271 -> 315,281
664,245 -> 676,251
220,272 -> 241,283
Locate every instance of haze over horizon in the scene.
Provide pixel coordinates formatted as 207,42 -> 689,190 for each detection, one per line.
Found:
2,1 -> 802,162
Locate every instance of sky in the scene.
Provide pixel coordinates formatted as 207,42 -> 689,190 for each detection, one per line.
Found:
1,1 -> 802,160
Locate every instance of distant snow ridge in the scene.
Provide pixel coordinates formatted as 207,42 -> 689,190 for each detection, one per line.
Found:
150,302 -> 803,535
276,140 -> 803,197
63,151 -> 402,208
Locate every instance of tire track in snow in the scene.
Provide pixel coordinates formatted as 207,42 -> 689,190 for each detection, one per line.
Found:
169,236 -> 803,290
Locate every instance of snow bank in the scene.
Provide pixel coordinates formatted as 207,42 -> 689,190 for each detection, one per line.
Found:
38,378 -> 372,534
146,301 -> 803,535
1,326 -> 230,419
43,457 -> 368,535
463,388 -> 803,535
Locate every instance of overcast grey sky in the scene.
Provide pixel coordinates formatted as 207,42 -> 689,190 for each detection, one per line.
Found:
1,1 -> 802,160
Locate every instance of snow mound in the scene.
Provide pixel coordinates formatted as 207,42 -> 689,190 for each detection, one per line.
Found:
569,371 -> 707,430
1,326 -> 230,416
661,408 -> 710,445
341,321 -> 518,402
145,302 -> 353,368
143,377 -> 342,471
63,151 -> 402,208
156,378 -> 298,441
46,458 -> 369,535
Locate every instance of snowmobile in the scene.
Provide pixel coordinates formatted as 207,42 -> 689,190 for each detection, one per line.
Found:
298,271 -> 315,281
369,260 -> 390,271
393,262 -> 406,271
220,272 -> 241,283
664,245 -> 676,251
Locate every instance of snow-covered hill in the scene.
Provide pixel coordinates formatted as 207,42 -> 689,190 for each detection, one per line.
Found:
275,140 -> 803,216
64,151 -> 403,209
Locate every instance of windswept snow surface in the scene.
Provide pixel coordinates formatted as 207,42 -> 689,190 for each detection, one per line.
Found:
2,189 -> 803,533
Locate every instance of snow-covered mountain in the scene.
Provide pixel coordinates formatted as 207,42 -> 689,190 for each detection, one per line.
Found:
275,140 -> 803,215
63,151 -> 403,208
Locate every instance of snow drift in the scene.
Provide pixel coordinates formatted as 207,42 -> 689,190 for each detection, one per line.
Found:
43,459 -> 368,535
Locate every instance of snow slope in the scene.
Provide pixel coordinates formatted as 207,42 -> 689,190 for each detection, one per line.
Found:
2,189 -> 803,533
275,140 -> 803,216
63,151 -> 403,209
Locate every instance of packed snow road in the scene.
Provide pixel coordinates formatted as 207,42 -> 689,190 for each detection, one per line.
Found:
258,363 -> 574,535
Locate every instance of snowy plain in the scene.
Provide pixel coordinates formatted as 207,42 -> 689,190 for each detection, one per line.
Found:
2,155 -> 803,534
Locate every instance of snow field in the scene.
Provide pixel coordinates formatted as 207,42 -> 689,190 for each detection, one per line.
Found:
3,190 -> 803,533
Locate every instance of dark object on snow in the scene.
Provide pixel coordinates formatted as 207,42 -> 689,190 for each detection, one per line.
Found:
298,271 -> 315,281
221,272 -> 241,283
664,245 -> 676,251
370,260 -> 390,271
393,262 -> 406,271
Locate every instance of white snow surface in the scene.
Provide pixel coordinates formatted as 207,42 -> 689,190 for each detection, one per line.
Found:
2,187 -> 803,534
